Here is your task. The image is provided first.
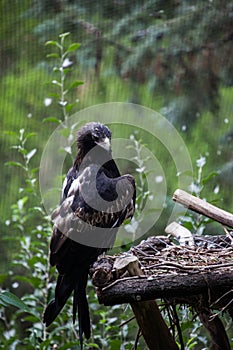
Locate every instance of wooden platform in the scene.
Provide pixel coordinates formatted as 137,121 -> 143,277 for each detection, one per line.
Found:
91,235 -> 233,307
90,189 -> 233,349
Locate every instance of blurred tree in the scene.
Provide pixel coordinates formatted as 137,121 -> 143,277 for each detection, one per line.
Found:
0,0 -> 41,75
24,0 -> 233,126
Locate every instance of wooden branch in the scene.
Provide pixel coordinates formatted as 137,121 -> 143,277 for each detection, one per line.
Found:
97,269 -> 233,306
173,189 -> 233,228
131,302 -> 178,350
114,255 -> 178,350
197,308 -> 231,350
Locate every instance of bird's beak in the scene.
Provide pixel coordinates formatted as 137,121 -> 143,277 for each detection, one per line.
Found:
97,137 -> 111,152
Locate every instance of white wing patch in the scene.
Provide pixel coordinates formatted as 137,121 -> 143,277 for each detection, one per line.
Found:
61,177 -> 68,199
67,177 -> 80,197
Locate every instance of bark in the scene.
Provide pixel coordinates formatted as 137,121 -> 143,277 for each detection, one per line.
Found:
197,308 -> 231,350
173,189 -> 233,228
131,300 -> 178,350
113,255 -> 178,350
96,269 -> 233,306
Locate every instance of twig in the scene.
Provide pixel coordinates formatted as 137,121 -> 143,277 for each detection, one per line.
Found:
210,289 -> 233,310
142,261 -> 233,272
209,297 -> 233,321
171,304 -> 185,350
120,315 -> 135,327
102,275 -> 143,291
131,328 -> 141,350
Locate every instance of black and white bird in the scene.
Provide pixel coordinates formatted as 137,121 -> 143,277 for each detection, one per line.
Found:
43,122 -> 136,348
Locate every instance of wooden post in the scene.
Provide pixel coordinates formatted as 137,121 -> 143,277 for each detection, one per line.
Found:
197,308 -> 231,350
113,255 -> 179,350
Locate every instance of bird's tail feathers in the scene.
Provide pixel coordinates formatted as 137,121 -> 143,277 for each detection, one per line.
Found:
43,274 -> 74,327
73,269 -> 91,349
43,270 -> 91,350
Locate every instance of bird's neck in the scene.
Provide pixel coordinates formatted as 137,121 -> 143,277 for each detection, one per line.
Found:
73,146 -> 112,170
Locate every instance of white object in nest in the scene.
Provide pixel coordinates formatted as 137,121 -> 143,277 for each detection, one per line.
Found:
165,222 -> 194,247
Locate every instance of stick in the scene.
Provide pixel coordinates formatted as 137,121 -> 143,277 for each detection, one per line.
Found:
173,189 -> 233,228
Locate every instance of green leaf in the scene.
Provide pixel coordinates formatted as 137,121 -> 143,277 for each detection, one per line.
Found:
31,167 -> 40,174
4,131 -> 17,137
186,337 -> 198,348
65,101 -> 79,114
18,148 -> 27,155
59,342 -> 83,350
53,67 -> 60,73
48,92 -> 60,98
108,340 -> 122,350
0,291 -> 31,312
0,298 -> 8,307
85,343 -> 99,349
68,80 -> 84,91
46,53 -> 60,58
67,43 -> 81,53
202,171 -> 219,185
14,275 -> 41,288
63,67 -> 71,75
25,132 -> 37,140
59,127 -> 71,138
4,161 -> 26,169
45,40 -> 61,49
24,315 -> 39,323
182,221 -> 194,231
42,117 -> 61,124
30,206 -> 45,214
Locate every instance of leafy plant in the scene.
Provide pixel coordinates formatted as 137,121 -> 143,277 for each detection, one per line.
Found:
0,33 -> 85,350
179,155 -> 220,235
0,33 -> 137,350
44,32 -> 83,124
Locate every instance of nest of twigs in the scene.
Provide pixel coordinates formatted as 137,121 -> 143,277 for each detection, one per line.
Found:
91,234 -> 233,312
130,234 -> 233,278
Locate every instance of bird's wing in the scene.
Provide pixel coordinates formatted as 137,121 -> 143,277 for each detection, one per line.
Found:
49,165 -> 136,266
96,171 -> 136,223
49,166 -> 79,266
60,166 -> 79,201
49,164 -> 105,266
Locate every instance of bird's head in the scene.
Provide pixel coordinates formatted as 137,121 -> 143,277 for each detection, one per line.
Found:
77,122 -> 112,155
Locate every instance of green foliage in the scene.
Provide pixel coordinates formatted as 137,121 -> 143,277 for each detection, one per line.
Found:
0,2 -> 233,348
23,0 -> 233,126
0,117 -> 138,349
45,32 -> 83,122
0,33 -> 138,350
179,156 -> 220,235
1,0 -> 232,228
